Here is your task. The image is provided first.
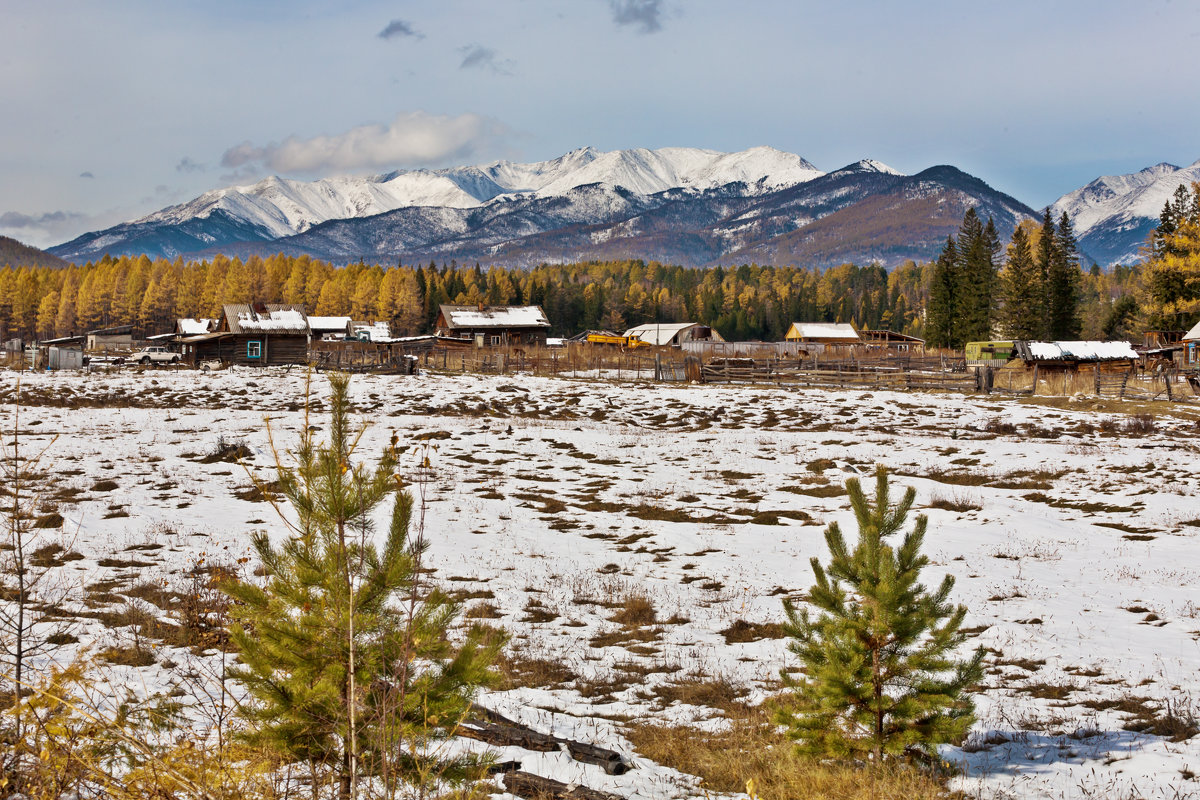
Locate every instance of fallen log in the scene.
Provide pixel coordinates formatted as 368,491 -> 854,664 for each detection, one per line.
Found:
502,770 -> 626,800
462,707 -> 633,775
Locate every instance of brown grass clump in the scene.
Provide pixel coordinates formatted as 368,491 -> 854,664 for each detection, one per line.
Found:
720,619 -> 786,644
928,491 -> 982,513
625,701 -> 953,799
609,593 -> 657,626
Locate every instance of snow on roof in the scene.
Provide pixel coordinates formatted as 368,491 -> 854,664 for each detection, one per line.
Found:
1184,320 -> 1200,341
1023,341 -> 1138,361
224,304 -> 309,334
176,318 -> 215,335
440,305 -> 550,329
788,322 -> 860,340
308,316 -> 352,331
622,322 -> 702,346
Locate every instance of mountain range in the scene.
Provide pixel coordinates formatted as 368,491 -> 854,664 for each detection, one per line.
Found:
45,146 -> 1200,269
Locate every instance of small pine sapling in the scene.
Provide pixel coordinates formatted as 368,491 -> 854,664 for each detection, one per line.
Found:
225,373 -> 506,800
776,466 -> 983,763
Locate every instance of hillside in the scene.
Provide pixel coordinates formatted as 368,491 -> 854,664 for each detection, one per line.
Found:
0,235 -> 71,269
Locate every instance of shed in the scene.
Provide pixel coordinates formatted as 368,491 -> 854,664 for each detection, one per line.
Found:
622,322 -> 724,347
859,330 -> 925,353
435,305 -> 551,348
1013,340 -> 1138,368
309,316 -> 354,340
784,322 -> 861,345
182,303 -> 310,367
86,324 -> 134,351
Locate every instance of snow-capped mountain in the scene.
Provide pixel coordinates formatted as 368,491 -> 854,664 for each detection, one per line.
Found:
52,146 -> 825,262
50,145 -> 1036,268
1047,160 -> 1200,265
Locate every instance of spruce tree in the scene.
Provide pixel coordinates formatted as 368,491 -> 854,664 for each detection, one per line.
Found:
998,224 -> 1043,339
1046,212 -> 1082,339
775,468 -> 983,763
924,238 -> 959,349
226,373 -> 505,800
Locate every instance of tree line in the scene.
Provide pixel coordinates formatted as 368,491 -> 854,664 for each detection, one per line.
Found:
1,191 -> 1197,346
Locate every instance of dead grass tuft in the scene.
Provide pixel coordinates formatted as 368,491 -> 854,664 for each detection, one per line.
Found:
625,700 -> 953,798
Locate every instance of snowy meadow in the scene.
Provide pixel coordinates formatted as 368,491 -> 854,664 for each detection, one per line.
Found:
2,366 -> 1199,800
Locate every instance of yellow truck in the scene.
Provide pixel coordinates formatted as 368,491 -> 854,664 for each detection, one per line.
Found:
584,333 -> 650,348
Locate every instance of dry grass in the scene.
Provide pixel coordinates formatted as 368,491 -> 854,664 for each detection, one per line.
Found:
625,701 -> 953,799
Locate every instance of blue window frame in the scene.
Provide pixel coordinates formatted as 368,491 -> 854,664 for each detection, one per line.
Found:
247,341 -> 262,359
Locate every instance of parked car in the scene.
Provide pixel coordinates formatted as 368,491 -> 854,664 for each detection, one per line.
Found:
131,346 -> 181,365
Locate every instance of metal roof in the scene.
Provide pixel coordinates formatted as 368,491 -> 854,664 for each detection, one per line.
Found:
1184,320 -> 1200,342
623,322 -> 711,346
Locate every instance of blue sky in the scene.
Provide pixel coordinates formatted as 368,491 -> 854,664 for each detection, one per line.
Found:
3,0 -> 1199,248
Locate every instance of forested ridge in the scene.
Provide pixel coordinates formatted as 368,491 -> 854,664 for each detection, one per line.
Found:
6,181 -> 1200,347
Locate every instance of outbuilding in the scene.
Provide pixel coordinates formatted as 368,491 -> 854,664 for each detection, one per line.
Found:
435,305 -> 551,348
86,324 -> 135,351
622,322 -> 724,347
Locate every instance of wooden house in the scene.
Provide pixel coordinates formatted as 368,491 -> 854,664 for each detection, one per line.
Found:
1183,320 -> 1200,368
435,305 -> 551,347
181,303 -> 310,367
622,322 -> 724,347
308,316 -> 354,340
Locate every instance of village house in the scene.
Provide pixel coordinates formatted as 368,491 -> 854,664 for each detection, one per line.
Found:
180,303 -> 310,367
622,322 -> 724,347
435,305 -> 551,348
1184,320 -> 1200,367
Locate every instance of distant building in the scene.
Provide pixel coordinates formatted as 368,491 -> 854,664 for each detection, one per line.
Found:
622,322 -> 724,347
435,305 -> 551,347
86,324 -> 135,351
308,316 -> 354,340
181,303 -> 310,367
859,329 -> 925,353
784,322 -> 861,345
1013,340 -> 1138,368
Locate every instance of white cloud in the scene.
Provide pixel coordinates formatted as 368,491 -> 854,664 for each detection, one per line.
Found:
220,111 -> 509,174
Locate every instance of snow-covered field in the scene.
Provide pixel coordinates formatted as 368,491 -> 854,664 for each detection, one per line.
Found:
3,367 -> 1199,800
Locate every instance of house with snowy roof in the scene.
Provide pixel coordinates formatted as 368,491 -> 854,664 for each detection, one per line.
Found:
435,305 -> 550,348
179,303 -> 310,367
1183,319 -> 1200,367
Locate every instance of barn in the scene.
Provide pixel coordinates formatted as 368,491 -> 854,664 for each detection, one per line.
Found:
622,322 -> 724,347
181,304 -> 310,367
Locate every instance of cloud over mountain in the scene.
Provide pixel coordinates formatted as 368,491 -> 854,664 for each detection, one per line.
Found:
219,112 -> 509,174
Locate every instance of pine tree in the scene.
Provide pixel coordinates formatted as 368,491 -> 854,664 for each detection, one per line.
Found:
225,374 -> 506,800
775,467 -> 983,763
1046,212 -> 1082,339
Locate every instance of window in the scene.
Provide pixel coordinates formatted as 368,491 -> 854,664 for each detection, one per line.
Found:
247,341 -> 262,359
491,335 -> 501,346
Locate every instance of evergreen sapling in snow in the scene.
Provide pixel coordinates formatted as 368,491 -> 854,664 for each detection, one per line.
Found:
776,467 -> 983,763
